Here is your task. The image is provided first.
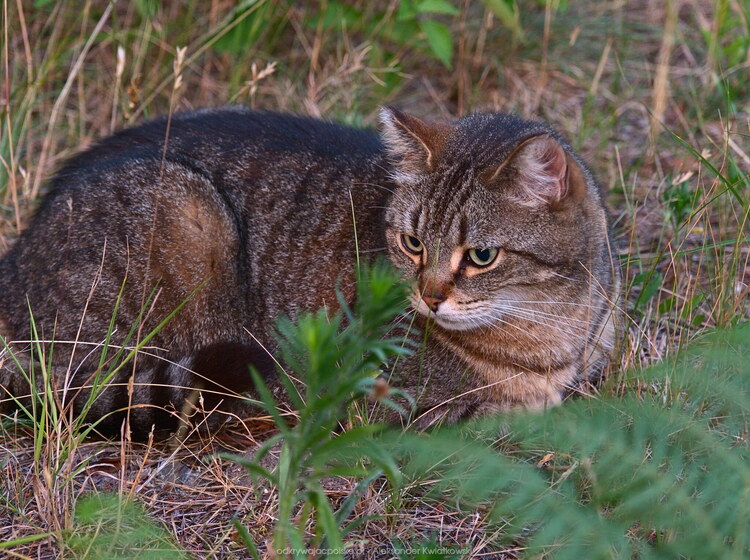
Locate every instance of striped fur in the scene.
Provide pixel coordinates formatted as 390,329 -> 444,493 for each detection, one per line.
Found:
0,107 -> 620,436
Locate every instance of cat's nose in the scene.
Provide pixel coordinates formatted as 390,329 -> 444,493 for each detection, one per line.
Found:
421,293 -> 446,312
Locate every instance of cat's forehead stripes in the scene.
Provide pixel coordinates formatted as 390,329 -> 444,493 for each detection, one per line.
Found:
397,164 -> 475,247
457,214 -> 468,247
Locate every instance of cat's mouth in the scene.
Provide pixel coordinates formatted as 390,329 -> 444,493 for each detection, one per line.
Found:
411,295 -> 480,331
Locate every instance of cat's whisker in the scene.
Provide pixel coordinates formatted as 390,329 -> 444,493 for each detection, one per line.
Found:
242,326 -> 296,385
499,296 -> 609,306
458,303 -> 599,337
497,299 -> 611,311
484,318 -> 561,355
550,271 -> 579,282
459,298 -> 608,316
475,310 -> 552,347
500,305 -> 597,327
493,302 -> 595,329
466,302 -> 581,344
551,271 -> 610,298
499,310 -> 592,336
498,317 -> 590,338
411,373 -> 527,428
386,311 -> 418,334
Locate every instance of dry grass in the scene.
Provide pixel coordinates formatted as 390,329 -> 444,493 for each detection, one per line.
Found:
1,0 -> 749,558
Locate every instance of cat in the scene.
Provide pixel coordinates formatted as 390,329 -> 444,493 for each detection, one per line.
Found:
0,106 -> 620,437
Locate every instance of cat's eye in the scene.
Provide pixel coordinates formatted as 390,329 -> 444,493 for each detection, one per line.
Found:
467,247 -> 499,267
401,234 -> 424,255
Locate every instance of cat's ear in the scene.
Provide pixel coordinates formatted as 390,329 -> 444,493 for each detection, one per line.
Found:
513,135 -> 570,205
493,134 -> 586,209
379,107 -> 450,176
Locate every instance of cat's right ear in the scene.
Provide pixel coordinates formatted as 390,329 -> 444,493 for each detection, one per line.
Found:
379,107 -> 449,177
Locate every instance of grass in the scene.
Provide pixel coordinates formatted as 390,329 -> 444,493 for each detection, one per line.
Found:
1,0 -> 749,558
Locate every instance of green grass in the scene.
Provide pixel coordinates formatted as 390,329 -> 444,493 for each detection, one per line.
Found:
1,0 -> 749,558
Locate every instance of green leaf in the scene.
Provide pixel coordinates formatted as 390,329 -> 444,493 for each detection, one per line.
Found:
396,0 -> 418,22
66,495 -> 187,559
679,292 -> 705,320
307,0 -> 363,30
0,532 -> 59,550
228,262 -> 410,552
479,0 -> 524,41
231,518 -> 261,560
309,486 -> 345,558
213,1 -> 278,55
418,20 -> 453,67
310,424 -> 384,464
134,0 -> 158,19
250,368 -> 291,435
633,271 -> 663,309
416,0 -> 459,15
334,470 -> 384,526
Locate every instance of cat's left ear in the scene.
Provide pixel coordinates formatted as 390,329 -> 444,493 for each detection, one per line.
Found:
379,107 -> 451,176
493,134 -> 586,209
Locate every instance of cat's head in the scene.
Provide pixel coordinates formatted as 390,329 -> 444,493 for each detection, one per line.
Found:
379,107 -> 609,332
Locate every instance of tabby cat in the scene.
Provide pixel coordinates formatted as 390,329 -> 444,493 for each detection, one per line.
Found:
0,107 -> 620,436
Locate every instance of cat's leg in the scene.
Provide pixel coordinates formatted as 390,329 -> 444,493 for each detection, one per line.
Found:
0,317 -> 48,421
0,320 -> 270,437
67,340 -> 278,438
0,317 -> 30,416
372,371 -> 484,430
180,340 -> 280,430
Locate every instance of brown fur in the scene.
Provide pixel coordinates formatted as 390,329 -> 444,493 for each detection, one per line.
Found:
0,107 -> 620,436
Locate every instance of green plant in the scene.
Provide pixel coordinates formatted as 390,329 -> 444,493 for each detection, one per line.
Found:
29,291 -> 749,560
66,494 -> 186,559
389,324 -> 750,559
225,257 -> 750,559
212,0 -> 524,72
661,175 -> 703,231
2,283 -> 198,440
228,261 -> 413,558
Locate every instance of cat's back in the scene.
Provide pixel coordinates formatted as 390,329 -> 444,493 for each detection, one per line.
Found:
42,107 -> 389,244
52,107 -> 383,182
0,108 -> 390,345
